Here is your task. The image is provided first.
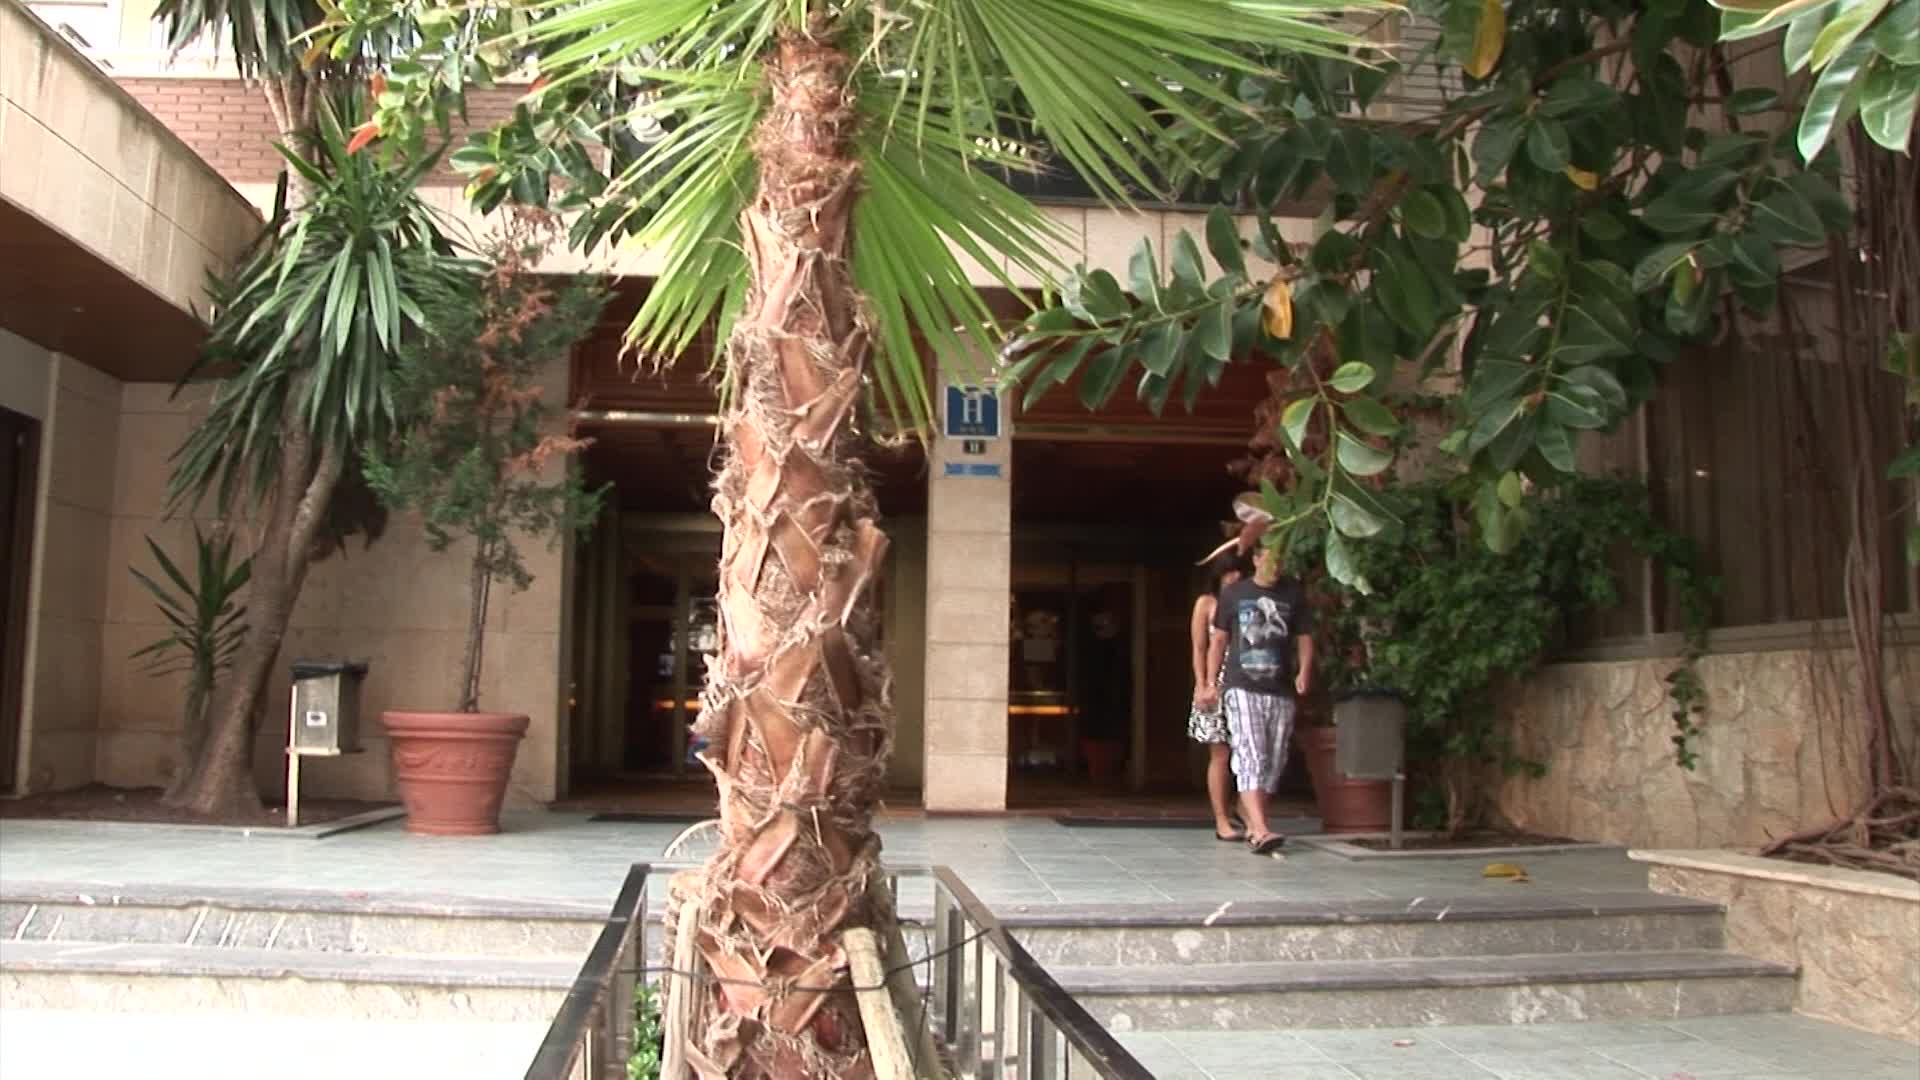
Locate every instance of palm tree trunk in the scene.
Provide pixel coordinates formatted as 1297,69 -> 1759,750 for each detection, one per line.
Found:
166,394 -> 345,817
684,29 -> 894,1079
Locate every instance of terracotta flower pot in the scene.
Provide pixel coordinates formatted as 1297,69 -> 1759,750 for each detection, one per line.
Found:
384,710 -> 528,836
1297,724 -> 1393,834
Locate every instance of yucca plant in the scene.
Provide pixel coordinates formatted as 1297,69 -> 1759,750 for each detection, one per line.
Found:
164,101 -> 475,816
330,0 -> 1382,1073
129,529 -> 252,802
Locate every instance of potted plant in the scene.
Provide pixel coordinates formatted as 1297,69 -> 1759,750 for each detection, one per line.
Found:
363,210 -> 607,836
130,528 -> 252,802
1295,573 -> 1397,833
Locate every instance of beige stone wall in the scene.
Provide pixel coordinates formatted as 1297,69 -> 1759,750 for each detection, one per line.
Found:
1642,853 -> 1920,1042
1494,645 -> 1920,850
96,363 -> 571,806
0,335 -> 123,793
1,1 -> 258,318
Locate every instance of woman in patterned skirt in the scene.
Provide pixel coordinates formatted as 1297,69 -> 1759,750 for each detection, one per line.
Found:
1189,548 -> 1252,840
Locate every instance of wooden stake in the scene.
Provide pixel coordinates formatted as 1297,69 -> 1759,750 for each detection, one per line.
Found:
660,874 -> 702,1080
846,928 -> 915,1080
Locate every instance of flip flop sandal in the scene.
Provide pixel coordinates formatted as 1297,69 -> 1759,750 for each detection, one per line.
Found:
1215,830 -> 1247,842
1250,834 -> 1287,855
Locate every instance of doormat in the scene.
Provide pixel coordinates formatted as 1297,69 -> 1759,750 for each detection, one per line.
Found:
1052,816 -> 1214,829
587,812 -> 709,825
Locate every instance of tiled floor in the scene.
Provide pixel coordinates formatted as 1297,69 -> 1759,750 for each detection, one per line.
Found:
0,811 -> 1647,911
1119,1016 -> 1920,1080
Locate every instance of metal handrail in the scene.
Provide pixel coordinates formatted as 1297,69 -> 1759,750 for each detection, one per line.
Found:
931,867 -> 1153,1080
525,862 -> 1149,1080
524,863 -> 650,1080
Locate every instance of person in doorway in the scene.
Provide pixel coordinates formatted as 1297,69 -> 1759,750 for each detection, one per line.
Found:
1197,544 -> 1313,855
1189,548 -> 1252,840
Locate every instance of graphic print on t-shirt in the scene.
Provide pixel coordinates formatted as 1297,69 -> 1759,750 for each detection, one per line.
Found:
1235,594 -> 1291,682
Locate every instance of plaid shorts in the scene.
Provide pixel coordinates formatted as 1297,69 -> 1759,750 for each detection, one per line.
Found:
1223,688 -> 1296,793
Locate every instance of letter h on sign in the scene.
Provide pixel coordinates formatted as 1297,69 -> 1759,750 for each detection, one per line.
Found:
943,385 -> 1001,441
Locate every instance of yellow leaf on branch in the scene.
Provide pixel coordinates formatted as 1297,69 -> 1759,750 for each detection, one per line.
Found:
1263,277 -> 1295,340
1565,166 -> 1600,191
1464,0 -> 1507,80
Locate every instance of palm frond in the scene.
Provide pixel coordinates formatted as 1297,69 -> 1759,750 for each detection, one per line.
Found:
851,99 -> 1069,431
872,0 -> 1374,202
152,0 -> 324,79
610,72 -> 763,362
518,0 -> 792,90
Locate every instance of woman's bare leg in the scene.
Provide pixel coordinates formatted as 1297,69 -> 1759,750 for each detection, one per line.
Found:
1208,743 -> 1238,836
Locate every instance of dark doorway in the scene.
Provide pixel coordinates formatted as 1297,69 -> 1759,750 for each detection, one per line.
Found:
0,406 -> 40,793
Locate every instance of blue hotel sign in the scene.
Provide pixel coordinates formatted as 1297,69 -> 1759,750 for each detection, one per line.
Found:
944,385 -> 1002,440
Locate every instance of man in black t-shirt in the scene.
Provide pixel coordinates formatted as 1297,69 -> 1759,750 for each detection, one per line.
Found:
1197,545 -> 1313,855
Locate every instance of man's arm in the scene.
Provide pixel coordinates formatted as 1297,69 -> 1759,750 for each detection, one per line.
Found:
1295,634 -> 1315,696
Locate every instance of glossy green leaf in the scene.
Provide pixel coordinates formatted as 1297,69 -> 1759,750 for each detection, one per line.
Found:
1141,323 -> 1186,376
1324,529 -> 1372,594
1281,396 -> 1317,449
1341,397 -> 1401,437
1401,190 -> 1449,240
1751,186 -> 1829,246
1330,493 -> 1387,538
1129,237 -> 1162,308
1536,423 -> 1578,472
1807,0 -> 1889,72
1197,301 -> 1234,362
1330,361 -> 1377,394
1632,242 -> 1698,293
1473,115 -> 1526,181
1728,87 -> 1781,114
1205,207 -> 1247,276
1335,431 -> 1393,477
1078,347 -> 1131,410
1526,120 -> 1572,172
1497,470 -> 1525,508
1783,1 -> 1839,71
1171,231 -> 1208,293
1861,59 -> 1920,151
1798,37 -> 1872,161
1875,0 -> 1920,63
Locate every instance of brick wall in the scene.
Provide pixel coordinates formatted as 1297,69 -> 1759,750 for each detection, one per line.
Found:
116,78 -> 523,187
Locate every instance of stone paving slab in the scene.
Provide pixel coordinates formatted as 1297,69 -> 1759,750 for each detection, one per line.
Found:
0,812 -> 1651,909
1056,949 -> 1793,994
0,1009 -> 546,1080
1119,1014 -> 1920,1079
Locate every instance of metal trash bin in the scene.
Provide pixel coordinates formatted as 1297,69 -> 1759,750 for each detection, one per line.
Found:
289,659 -> 369,756
1333,689 -> 1408,847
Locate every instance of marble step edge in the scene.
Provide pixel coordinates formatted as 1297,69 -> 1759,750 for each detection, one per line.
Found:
1049,949 -> 1798,995
0,879 -> 936,927
994,890 -> 1724,929
0,939 -> 579,989
0,880 -> 610,921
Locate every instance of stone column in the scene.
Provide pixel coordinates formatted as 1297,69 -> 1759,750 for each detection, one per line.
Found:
921,384 -> 1011,812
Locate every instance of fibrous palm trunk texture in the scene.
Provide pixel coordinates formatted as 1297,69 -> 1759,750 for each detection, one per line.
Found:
678,28 -> 895,1080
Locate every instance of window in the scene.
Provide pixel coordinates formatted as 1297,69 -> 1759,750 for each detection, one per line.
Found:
26,0 -> 119,51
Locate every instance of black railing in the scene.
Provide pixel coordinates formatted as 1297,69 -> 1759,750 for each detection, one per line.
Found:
524,863 -> 649,1080
931,868 -> 1153,1080
527,862 -> 1151,1080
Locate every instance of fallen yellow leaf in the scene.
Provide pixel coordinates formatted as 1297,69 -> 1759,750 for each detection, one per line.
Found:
1263,277 -> 1295,341
1564,166 -> 1600,191
1482,861 -> 1529,879
1464,0 -> 1507,80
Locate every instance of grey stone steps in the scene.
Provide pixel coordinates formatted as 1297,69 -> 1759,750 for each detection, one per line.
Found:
1,881 -> 605,960
1052,949 -> 1798,1031
0,939 -> 574,1021
1001,891 -> 1727,965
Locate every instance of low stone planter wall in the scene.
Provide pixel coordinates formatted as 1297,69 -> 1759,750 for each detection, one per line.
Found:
1633,849 -> 1920,1042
